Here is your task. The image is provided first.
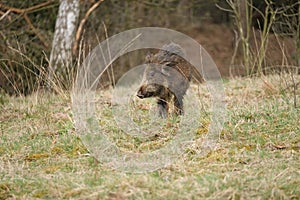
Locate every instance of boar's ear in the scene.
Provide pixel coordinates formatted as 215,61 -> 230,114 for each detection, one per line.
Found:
145,52 -> 154,63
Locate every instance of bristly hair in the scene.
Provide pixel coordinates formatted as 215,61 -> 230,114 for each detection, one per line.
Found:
161,42 -> 185,58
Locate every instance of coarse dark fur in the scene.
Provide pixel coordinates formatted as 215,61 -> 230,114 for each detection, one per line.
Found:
137,43 -> 192,118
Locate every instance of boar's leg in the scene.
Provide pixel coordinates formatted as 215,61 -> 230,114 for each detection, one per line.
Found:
174,96 -> 184,115
157,99 -> 169,118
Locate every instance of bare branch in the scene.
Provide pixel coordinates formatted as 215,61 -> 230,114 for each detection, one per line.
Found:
73,0 -> 105,56
23,14 -> 49,48
0,10 -> 10,21
0,1 -> 56,48
0,1 -> 56,14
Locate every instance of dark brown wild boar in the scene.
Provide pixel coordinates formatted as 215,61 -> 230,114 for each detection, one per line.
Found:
137,43 -> 192,118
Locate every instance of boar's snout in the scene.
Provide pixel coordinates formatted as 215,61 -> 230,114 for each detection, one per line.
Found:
137,84 -> 159,99
137,85 -> 147,99
137,89 -> 145,99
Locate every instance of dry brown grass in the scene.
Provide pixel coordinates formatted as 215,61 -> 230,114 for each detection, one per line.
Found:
0,74 -> 299,199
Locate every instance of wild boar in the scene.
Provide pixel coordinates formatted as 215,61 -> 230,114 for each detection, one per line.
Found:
137,43 -> 192,118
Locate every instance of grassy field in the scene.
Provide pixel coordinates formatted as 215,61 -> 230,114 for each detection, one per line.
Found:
0,75 -> 299,199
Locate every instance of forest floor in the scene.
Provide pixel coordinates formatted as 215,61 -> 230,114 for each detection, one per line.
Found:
0,74 -> 299,199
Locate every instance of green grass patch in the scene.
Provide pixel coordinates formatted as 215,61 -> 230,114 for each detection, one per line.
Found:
0,75 -> 299,199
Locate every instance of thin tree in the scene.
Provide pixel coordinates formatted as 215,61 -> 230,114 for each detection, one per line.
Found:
49,0 -> 79,88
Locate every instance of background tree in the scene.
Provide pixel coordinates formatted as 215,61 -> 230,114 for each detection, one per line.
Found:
49,0 -> 79,88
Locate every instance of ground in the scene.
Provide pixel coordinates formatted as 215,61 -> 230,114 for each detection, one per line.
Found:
0,74 -> 299,199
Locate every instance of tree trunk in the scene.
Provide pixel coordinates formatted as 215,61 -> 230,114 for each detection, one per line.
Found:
49,0 -> 79,86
